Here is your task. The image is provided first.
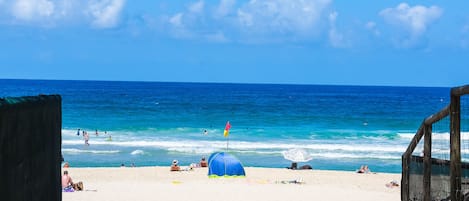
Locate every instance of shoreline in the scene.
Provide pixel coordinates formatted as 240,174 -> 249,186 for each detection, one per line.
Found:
62,166 -> 401,201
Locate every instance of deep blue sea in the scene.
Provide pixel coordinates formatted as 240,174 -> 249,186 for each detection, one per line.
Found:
0,79 -> 459,173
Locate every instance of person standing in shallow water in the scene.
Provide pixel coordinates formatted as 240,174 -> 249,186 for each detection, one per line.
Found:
84,131 -> 90,146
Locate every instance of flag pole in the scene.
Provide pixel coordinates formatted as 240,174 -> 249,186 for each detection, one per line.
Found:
224,121 -> 231,152
226,135 -> 229,152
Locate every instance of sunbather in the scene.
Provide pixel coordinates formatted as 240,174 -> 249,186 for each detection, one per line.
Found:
357,165 -> 371,173
62,171 -> 74,192
200,157 -> 208,167
170,160 -> 181,171
385,180 -> 399,188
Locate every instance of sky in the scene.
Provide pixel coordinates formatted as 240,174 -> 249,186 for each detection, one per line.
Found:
0,0 -> 468,87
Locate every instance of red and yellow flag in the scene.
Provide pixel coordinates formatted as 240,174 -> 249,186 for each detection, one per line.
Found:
223,121 -> 231,137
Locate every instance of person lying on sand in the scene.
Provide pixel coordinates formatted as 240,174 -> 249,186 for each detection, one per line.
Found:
357,165 -> 371,174
385,180 -> 399,188
299,165 -> 312,170
287,163 -> 312,170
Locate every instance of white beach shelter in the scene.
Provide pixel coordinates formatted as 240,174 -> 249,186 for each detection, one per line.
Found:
282,148 -> 313,162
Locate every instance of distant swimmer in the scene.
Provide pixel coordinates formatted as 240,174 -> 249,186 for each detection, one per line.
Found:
77,129 -> 80,136
203,129 -> 208,135
95,129 -> 98,136
107,134 -> 112,141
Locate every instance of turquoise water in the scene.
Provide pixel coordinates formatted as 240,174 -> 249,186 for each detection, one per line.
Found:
0,79 -> 455,173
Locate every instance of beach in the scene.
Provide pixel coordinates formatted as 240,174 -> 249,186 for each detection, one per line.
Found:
3,80 -> 421,201
62,167 -> 400,201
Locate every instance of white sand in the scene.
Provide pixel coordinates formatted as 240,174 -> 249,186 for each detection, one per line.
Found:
62,167 -> 400,201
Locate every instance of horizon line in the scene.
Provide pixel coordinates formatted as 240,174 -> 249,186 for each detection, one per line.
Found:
0,77 -> 455,88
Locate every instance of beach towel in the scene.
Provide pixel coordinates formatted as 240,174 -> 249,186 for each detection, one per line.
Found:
63,186 -> 74,192
276,178 -> 305,184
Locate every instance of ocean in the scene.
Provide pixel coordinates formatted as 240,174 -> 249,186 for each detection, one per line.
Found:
0,79 -> 456,173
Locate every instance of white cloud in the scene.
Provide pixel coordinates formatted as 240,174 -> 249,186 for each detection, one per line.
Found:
462,24 -> 469,48
163,0 -> 333,43
1,0 -> 126,28
5,0 -> 83,27
205,31 -> 229,43
188,0 -> 204,14
169,12 -> 183,27
55,0 -> 78,18
328,11 -> 347,48
165,0 -> 216,40
88,0 -> 125,28
236,0 -> 332,35
379,3 -> 442,37
214,0 -> 236,18
365,21 -> 380,36
11,0 -> 55,21
166,1 -> 205,29
463,24 -> 469,33
237,9 -> 252,27
365,21 -> 375,29
329,11 -> 337,22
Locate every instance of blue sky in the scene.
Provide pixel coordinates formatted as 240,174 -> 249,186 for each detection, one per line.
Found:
0,0 -> 468,87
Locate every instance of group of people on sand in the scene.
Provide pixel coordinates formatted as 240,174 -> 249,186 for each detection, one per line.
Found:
170,157 -> 208,171
120,163 -> 136,168
355,165 -> 399,187
76,128 -> 111,145
287,162 -> 313,170
357,165 -> 371,174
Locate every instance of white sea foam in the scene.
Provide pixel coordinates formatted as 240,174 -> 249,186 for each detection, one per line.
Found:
62,139 -> 406,153
130,150 -> 146,155
398,132 -> 469,140
415,148 -> 469,155
167,147 -> 216,154
61,138 -> 409,161
308,152 -> 400,160
62,129 -> 80,136
397,133 -> 416,139
61,128 -> 412,162
62,148 -> 120,154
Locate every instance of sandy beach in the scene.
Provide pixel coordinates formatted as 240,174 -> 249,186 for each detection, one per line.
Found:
62,166 -> 400,201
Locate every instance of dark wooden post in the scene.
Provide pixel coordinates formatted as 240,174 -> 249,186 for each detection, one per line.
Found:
402,124 -> 425,201
0,95 -> 62,201
423,124 -> 432,201
402,154 -> 409,201
450,94 -> 461,201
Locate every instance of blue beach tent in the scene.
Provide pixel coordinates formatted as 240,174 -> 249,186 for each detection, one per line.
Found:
208,152 -> 246,178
